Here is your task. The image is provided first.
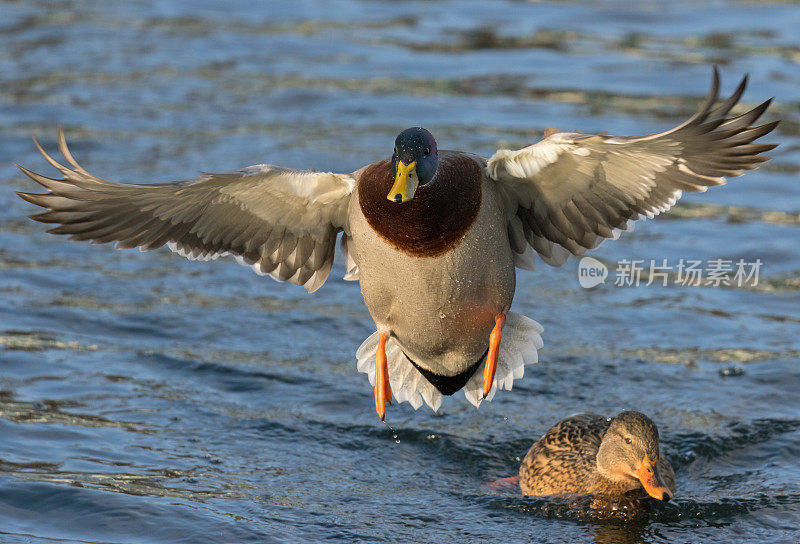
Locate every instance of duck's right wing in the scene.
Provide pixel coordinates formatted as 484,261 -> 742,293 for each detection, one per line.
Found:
486,68 -> 778,267
17,129 -> 356,293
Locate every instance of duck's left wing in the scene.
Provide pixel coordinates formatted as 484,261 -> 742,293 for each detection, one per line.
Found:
17,129 -> 356,293
486,69 -> 778,267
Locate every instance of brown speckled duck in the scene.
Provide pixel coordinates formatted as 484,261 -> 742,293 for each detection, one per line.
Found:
16,69 -> 776,420
520,411 -> 676,501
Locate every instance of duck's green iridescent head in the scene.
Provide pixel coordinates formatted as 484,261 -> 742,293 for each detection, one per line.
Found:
388,127 -> 439,203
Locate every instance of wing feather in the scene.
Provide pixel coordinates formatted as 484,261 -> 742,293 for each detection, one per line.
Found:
17,129 -> 356,293
487,68 -> 778,266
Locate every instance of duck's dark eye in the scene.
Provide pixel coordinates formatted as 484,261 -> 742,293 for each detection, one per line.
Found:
424,146 -> 431,156
624,437 -> 632,444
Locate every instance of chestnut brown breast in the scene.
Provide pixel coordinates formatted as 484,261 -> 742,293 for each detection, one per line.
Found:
357,154 -> 482,258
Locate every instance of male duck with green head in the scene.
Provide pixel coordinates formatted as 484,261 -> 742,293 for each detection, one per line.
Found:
18,70 -> 776,419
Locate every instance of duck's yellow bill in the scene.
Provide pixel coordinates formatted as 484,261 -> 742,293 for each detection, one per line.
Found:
387,160 -> 418,203
635,456 -> 672,501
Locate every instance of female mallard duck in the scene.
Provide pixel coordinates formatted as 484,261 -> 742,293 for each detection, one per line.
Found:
17,70 -> 776,419
519,411 -> 676,501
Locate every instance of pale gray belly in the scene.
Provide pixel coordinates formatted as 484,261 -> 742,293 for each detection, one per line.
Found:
348,179 -> 515,376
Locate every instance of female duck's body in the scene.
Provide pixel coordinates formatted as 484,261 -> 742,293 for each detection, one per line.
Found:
519,412 -> 676,501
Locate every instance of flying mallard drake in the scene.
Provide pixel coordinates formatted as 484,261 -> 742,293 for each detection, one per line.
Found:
17,69 -> 776,419
519,411 -> 676,502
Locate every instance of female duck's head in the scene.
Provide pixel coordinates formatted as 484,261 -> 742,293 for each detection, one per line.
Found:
388,127 -> 439,203
596,411 -> 673,501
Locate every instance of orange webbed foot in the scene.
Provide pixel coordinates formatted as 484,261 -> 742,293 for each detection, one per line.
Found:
483,313 -> 506,399
375,331 -> 392,420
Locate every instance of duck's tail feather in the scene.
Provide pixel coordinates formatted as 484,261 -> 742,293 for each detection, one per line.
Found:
355,312 -> 543,412
356,331 -> 443,411
463,312 -> 544,407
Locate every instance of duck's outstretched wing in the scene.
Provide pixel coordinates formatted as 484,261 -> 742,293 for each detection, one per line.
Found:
17,129 -> 356,293
486,68 -> 778,267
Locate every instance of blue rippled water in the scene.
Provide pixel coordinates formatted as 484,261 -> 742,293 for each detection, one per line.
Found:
1,1 -> 799,543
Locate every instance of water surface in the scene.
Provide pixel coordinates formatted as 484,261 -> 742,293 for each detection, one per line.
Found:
1,1 -> 799,543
